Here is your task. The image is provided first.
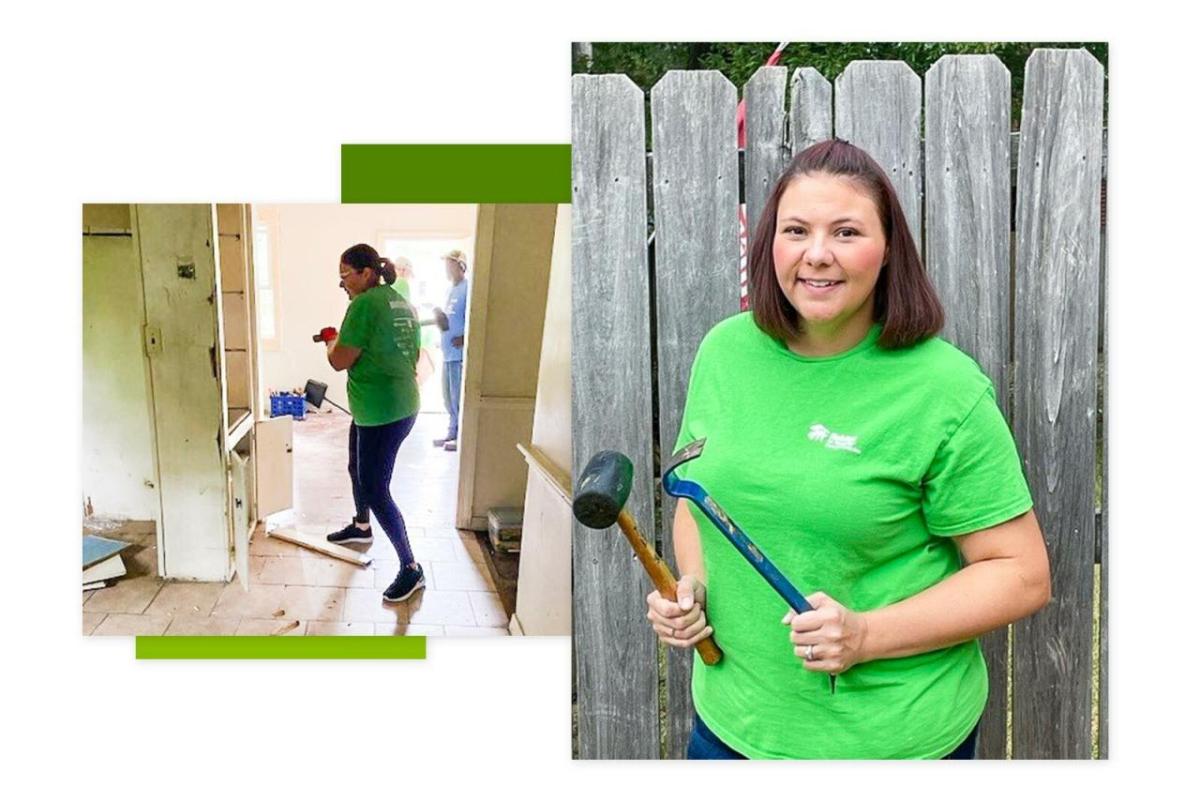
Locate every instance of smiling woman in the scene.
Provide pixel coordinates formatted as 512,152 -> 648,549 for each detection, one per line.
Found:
644,139 -> 1052,759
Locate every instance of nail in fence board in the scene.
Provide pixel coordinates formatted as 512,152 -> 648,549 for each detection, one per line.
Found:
650,70 -> 742,759
835,61 -> 924,251
571,74 -> 660,759
924,54 -> 1013,759
1011,48 -> 1104,759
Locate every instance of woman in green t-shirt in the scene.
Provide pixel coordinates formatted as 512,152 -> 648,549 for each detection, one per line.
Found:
645,140 -> 1052,759
323,243 -> 425,603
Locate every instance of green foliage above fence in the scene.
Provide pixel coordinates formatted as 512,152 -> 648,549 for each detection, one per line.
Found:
573,42 -> 1108,129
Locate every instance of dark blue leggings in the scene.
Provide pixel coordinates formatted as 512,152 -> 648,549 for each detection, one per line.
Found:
349,416 -> 416,565
686,713 -> 980,760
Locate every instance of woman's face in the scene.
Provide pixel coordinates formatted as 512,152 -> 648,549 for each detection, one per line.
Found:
339,262 -> 374,299
772,173 -> 888,340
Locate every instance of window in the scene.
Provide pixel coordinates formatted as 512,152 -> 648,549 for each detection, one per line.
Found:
253,222 -> 278,345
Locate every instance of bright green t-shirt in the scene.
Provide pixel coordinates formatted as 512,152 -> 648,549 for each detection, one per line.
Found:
673,312 -> 1033,759
337,285 -> 421,426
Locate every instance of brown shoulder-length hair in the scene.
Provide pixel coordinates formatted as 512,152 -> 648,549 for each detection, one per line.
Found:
747,138 -> 943,349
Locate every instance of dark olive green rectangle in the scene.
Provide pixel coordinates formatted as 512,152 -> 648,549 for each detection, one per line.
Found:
135,636 -> 426,659
341,144 -> 570,203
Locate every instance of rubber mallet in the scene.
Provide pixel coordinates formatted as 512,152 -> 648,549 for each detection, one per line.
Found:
574,450 -> 722,666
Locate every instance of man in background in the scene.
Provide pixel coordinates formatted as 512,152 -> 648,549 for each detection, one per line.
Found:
433,249 -> 468,451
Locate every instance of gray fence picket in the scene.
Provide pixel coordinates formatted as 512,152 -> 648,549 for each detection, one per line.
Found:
834,61 -> 924,250
650,70 -> 743,759
790,66 -> 833,155
571,74 -> 660,759
924,54 -> 1013,759
744,65 -> 789,240
1011,48 -> 1105,759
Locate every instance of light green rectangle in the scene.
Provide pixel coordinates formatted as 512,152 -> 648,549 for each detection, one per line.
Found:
135,636 -> 426,659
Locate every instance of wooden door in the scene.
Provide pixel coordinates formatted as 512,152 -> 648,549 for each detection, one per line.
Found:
135,204 -> 231,581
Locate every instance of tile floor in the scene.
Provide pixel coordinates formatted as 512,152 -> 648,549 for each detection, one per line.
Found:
83,411 -> 510,637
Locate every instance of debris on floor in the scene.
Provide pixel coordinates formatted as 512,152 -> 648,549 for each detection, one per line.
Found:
475,530 -> 518,616
265,526 -> 373,566
486,507 -> 523,554
83,534 -> 132,589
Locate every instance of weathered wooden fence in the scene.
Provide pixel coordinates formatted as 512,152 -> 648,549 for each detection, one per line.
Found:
572,49 -> 1106,759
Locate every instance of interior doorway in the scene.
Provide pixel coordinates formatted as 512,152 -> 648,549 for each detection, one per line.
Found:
379,235 -> 474,415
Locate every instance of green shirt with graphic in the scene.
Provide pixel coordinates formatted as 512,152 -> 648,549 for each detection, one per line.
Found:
337,285 -> 421,426
673,312 -> 1033,759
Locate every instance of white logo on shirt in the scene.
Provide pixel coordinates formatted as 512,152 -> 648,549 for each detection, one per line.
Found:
808,423 -> 861,455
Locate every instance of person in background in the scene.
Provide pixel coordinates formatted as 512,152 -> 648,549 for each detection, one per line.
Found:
323,243 -> 425,603
433,249 -> 468,452
392,256 -> 414,302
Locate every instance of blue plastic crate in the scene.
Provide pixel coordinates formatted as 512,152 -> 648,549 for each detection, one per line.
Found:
270,393 -> 306,420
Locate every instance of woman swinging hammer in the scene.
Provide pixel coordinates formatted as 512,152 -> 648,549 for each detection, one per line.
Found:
322,243 -> 425,603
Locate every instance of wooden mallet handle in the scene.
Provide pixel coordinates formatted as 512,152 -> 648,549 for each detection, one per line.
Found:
615,509 -> 722,666
574,450 -> 722,666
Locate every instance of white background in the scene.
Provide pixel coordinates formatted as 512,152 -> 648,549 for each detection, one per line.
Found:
3,1 -> 1198,796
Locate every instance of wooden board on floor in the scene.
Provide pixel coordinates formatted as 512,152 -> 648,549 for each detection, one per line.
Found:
266,527 -> 373,566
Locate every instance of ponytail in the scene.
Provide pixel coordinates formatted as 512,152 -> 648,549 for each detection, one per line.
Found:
378,257 -> 397,285
340,243 -> 394,286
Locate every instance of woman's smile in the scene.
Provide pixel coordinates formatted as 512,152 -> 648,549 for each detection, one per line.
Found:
796,277 -> 845,294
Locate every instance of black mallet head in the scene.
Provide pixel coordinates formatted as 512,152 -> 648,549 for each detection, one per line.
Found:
573,450 -> 634,529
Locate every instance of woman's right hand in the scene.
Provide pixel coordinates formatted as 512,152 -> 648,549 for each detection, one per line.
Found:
647,575 -> 713,649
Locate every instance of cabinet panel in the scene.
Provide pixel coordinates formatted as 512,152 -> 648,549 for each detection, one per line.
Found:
255,416 -> 294,518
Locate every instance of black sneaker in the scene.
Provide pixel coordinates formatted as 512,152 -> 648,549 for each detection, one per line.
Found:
382,564 -> 425,603
327,521 -> 373,545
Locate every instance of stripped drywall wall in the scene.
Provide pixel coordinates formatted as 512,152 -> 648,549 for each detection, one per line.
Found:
82,204 -> 159,519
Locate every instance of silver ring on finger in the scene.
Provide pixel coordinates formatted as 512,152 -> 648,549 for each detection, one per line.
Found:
805,644 -> 815,661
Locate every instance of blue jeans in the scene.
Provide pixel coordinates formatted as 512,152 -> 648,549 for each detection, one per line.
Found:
349,416 -> 417,564
442,359 -> 462,438
686,713 -> 980,760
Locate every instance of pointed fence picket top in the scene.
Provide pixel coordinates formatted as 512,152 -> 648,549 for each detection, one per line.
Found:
835,60 -> 924,248
1011,48 -> 1105,759
923,53 -> 1014,759
744,65 -> 789,242
570,73 -> 660,759
790,66 -> 834,155
649,69 -> 742,759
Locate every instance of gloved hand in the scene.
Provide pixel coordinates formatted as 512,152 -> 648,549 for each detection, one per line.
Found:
312,326 -> 337,343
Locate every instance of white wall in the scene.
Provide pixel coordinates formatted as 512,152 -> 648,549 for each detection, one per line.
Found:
82,205 -> 159,520
514,204 -> 572,635
255,204 -> 476,412
456,204 -> 558,529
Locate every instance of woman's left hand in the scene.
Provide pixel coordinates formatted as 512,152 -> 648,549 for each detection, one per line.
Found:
783,592 -> 870,674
